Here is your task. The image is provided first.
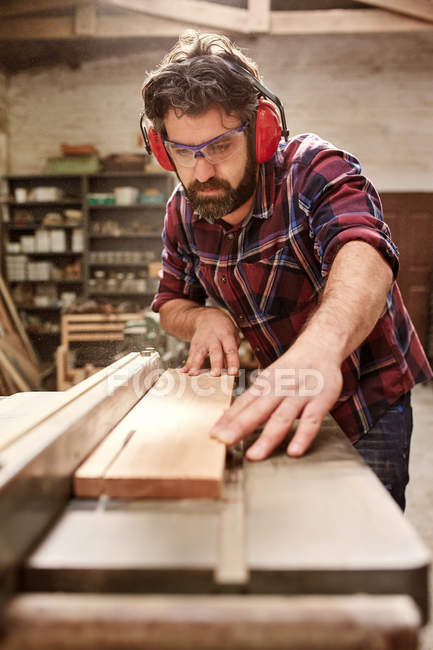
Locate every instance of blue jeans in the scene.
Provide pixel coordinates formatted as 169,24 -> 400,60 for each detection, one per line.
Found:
354,392 -> 413,511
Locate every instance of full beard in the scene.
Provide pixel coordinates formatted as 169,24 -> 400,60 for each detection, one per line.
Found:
184,153 -> 257,223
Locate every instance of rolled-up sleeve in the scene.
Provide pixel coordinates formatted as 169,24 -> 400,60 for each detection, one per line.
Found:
305,148 -> 399,279
151,197 -> 207,313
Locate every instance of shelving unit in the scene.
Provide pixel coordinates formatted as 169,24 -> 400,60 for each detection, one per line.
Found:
1,171 -> 172,359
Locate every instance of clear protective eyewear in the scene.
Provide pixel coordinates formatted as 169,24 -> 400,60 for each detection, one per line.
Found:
163,124 -> 247,168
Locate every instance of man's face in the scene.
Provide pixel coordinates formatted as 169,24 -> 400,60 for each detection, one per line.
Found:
164,107 -> 257,222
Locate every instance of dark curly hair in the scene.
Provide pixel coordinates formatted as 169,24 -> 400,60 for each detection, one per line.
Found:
142,31 -> 260,135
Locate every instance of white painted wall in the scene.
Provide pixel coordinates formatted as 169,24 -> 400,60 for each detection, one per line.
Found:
6,32 -> 433,191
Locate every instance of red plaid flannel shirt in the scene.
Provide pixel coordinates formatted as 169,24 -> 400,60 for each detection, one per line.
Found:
152,133 -> 432,441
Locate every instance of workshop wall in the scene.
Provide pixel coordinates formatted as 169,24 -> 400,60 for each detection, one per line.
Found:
6,32 -> 433,191
0,70 -> 8,176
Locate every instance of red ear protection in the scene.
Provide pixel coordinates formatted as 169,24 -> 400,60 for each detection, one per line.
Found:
255,98 -> 282,163
148,126 -> 175,172
145,101 -> 281,171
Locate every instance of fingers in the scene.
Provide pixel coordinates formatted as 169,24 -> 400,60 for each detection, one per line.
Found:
211,392 -> 281,446
181,334 -> 240,376
286,402 -> 327,457
223,340 -> 240,376
181,344 -> 209,375
246,398 -> 303,461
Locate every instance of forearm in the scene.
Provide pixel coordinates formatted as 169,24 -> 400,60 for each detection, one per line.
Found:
296,240 -> 394,363
159,299 -> 210,341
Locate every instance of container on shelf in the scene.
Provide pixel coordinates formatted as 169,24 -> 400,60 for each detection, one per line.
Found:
140,189 -> 165,205
21,235 -> 35,253
87,193 -> 115,205
114,186 -> 139,205
72,229 -> 84,252
6,242 -> 21,253
33,187 -> 64,202
50,229 -> 67,253
14,187 -> 28,203
35,230 -> 51,252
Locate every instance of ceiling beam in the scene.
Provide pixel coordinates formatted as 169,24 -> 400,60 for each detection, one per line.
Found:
270,8 -> 433,33
355,0 -> 433,24
0,14 -> 194,40
0,7 -> 432,40
0,0 -> 98,17
74,4 -> 97,36
248,0 -> 271,32
100,0 -> 253,33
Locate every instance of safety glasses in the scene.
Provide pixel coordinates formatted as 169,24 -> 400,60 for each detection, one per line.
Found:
163,124 -> 247,167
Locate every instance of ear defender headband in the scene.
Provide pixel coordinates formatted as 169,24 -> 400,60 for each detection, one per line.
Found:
139,59 -> 289,172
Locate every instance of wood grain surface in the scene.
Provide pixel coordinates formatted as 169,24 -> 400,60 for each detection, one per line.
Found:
75,370 -> 234,499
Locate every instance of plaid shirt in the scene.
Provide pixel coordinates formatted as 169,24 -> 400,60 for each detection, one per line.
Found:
152,134 -> 432,441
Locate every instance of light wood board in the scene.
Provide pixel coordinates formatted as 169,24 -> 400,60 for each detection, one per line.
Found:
0,594 -> 420,650
74,370 -> 234,499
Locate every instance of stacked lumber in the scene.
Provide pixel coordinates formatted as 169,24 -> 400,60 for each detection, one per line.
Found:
0,274 -> 40,394
74,369 -> 235,499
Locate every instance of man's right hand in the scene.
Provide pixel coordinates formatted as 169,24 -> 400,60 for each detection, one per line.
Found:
181,308 -> 240,377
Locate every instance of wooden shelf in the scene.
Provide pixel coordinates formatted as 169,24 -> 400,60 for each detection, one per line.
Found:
87,171 -> 169,178
5,223 -> 83,230
7,252 -> 83,257
10,279 -> 83,284
88,262 -> 148,267
5,200 -> 82,207
88,290 -> 154,296
87,203 -> 165,210
17,305 -> 61,310
1,171 -> 170,358
88,233 -> 161,239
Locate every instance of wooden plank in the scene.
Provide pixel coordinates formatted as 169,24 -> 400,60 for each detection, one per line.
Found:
100,370 -> 234,499
64,313 -> 140,322
0,275 -> 38,366
0,352 -> 153,454
0,16 -> 75,39
74,4 -> 97,36
359,0 -> 433,24
6,334 -> 40,388
0,14 -> 193,39
0,341 -> 38,391
67,333 -> 124,341
270,8 -> 433,33
67,323 -> 126,332
0,0 -> 93,17
0,371 -> 9,396
0,593 -> 421,649
248,0 -> 271,32
0,6 -> 432,38
74,419 -> 135,497
101,0 -> 250,33
0,349 -> 30,392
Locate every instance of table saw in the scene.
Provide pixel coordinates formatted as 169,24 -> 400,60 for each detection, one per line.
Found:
0,352 -> 429,649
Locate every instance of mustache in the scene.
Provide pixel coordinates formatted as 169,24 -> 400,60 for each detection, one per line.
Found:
188,178 -> 231,193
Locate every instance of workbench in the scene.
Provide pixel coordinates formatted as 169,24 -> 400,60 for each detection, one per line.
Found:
0,353 -> 429,649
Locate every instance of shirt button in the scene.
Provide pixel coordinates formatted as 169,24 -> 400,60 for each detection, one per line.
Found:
221,275 -> 227,283
226,232 -> 234,240
238,315 -> 245,321
254,346 -> 261,354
